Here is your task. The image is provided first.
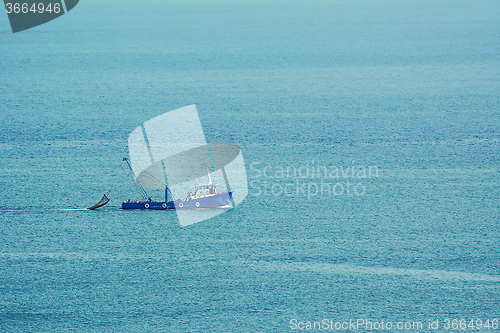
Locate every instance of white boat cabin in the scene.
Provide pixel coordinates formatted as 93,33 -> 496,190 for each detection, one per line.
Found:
187,184 -> 218,200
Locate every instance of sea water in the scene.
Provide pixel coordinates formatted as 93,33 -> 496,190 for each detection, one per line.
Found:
1,1 -> 499,332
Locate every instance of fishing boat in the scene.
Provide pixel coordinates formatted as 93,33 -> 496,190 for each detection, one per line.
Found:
87,105 -> 247,224
120,105 -> 240,212
122,158 -> 232,210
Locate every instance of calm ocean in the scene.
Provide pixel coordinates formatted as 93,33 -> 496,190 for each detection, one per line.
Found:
1,1 -> 499,332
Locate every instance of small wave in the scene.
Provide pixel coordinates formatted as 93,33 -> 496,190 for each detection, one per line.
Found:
0,252 -> 165,262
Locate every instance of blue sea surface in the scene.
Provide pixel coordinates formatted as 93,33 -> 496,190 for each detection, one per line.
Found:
1,1 -> 499,332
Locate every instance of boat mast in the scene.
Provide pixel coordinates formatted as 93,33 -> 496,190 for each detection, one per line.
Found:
123,157 -> 150,201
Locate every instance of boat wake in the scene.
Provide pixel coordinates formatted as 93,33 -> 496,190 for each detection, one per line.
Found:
55,206 -> 122,212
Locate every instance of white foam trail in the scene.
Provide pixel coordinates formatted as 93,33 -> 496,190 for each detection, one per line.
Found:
256,261 -> 500,283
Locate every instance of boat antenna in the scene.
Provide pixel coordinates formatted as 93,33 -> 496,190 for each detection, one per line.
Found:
207,167 -> 213,184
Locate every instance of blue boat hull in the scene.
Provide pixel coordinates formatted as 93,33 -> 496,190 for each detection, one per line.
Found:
121,200 -> 175,210
122,192 -> 232,210
175,191 -> 232,209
